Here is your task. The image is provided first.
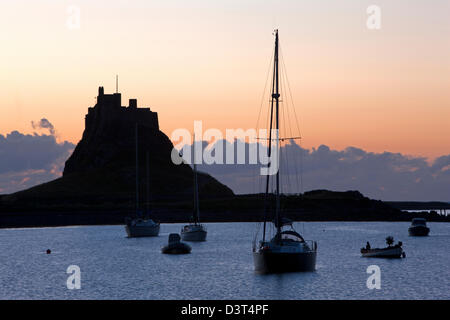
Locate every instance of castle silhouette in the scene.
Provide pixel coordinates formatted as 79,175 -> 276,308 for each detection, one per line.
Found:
85,86 -> 159,132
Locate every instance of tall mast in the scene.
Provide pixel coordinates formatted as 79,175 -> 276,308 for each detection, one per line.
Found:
193,134 -> 200,224
146,151 -> 150,214
262,30 -> 278,242
274,30 -> 281,237
135,123 -> 140,215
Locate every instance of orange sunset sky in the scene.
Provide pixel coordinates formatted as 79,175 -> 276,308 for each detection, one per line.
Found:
1,0 -> 449,159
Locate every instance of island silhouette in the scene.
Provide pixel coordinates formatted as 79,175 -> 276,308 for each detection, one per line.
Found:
0,87 -> 448,227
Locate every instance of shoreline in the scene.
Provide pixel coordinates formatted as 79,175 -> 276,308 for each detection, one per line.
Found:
2,191 -> 449,229
0,211 -> 448,230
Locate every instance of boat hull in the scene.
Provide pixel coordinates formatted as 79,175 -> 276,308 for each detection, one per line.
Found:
161,243 -> 191,254
181,229 -> 207,242
408,226 -> 430,236
125,224 -> 160,238
361,247 -> 404,258
253,250 -> 316,274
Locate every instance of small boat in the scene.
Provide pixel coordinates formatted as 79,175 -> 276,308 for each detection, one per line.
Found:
125,216 -> 160,238
181,224 -> 207,242
125,124 -> 160,238
408,218 -> 430,236
254,230 -> 317,273
161,234 -> 191,254
361,236 -> 406,258
181,135 -> 207,242
252,30 -> 317,274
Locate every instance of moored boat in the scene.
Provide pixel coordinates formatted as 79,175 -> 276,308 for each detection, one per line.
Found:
254,231 -> 317,273
181,135 -> 207,242
162,233 -> 191,254
361,236 -> 405,258
125,217 -> 160,238
181,224 -> 207,242
408,218 -> 430,236
125,124 -> 160,238
252,30 -> 317,274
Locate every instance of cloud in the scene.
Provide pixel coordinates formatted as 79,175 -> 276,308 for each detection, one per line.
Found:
190,140 -> 450,201
1,126 -> 449,202
31,118 -> 56,136
0,129 -> 74,194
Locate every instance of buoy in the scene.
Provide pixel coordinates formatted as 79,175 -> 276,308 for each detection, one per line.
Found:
46,249 -> 51,254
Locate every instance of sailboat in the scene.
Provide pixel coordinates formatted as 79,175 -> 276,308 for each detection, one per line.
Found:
181,135 -> 207,242
125,124 -> 160,238
252,30 -> 317,273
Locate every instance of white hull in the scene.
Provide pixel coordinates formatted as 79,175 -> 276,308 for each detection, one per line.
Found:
181,230 -> 207,241
181,224 -> 207,241
361,247 -> 404,258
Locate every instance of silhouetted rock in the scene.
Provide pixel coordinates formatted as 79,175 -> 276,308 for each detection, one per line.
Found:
303,189 -> 365,200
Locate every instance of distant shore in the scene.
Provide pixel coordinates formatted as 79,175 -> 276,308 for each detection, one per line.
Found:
0,208 -> 448,230
1,191 -> 449,229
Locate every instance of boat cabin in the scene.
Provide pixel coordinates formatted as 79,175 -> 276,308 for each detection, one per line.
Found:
411,218 -> 427,226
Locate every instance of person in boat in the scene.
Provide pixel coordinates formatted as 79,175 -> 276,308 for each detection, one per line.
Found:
366,242 -> 371,250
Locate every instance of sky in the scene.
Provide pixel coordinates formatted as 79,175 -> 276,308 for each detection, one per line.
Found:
0,0 -> 449,199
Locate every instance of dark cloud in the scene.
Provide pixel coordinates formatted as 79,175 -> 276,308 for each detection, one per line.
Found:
0,130 -> 74,194
1,129 -> 448,201
192,140 -> 450,201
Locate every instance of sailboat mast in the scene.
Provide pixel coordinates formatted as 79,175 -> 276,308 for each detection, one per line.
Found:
146,151 -> 150,214
274,30 -> 281,236
262,31 -> 278,243
135,123 -> 140,215
193,135 -> 200,224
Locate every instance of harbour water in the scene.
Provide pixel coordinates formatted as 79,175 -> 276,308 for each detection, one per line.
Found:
0,222 -> 448,300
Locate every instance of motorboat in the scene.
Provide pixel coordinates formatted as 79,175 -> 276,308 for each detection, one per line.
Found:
408,218 -> 430,236
162,233 -> 191,254
361,237 -> 406,258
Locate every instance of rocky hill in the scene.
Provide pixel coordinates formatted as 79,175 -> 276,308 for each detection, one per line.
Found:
1,87 -> 233,209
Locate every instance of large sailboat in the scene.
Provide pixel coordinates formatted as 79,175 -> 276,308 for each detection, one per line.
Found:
125,124 -> 160,238
252,30 -> 317,273
181,137 -> 207,242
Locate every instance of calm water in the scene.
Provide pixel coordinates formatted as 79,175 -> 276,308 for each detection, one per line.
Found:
0,222 -> 448,300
